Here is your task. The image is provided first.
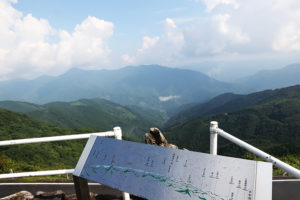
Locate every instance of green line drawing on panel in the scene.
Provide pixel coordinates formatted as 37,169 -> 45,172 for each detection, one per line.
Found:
84,164 -> 225,200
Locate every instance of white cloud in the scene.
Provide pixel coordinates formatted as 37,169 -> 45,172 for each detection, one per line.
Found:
271,1 -> 300,52
201,0 -> 239,12
121,54 -> 135,64
159,95 -> 180,102
0,0 -> 114,80
125,13 -> 249,65
138,36 -> 160,53
56,16 -> 113,69
273,24 -> 300,51
123,18 -> 185,65
2,0 -> 300,80
122,36 -> 160,64
212,14 -> 249,43
164,18 -> 185,50
124,0 -> 300,69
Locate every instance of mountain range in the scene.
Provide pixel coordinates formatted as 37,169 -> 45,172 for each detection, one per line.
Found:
237,63 -> 300,91
1,64 -> 299,115
0,65 -> 241,113
165,85 -> 300,127
1,82 -> 300,175
1,85 -> 300,152
0,99 -> 167,140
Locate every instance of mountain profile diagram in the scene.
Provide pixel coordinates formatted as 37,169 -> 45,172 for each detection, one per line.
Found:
74,136 -> 272,200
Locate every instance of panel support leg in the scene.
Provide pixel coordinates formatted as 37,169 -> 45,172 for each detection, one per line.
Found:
73,175 -> 91,200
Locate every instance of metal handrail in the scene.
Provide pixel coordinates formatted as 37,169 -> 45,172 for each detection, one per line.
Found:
210,121 -> 300,179
0,130 -> 116,179
0,169 -> 74,179
0,131 -> 115,147
0,127 -> 130,200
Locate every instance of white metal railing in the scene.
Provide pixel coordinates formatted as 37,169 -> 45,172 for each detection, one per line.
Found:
0,127 -> 130,200
210,121 -> 300,179
0,131 -> 116,147
0,169 -> 75,179
0,129 -> 117,179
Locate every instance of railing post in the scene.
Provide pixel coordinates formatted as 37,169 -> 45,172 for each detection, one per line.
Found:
114,127 -> 130,200
210,121 -> 218,155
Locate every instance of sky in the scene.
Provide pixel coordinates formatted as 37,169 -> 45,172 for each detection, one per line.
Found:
0,0 -> 300,81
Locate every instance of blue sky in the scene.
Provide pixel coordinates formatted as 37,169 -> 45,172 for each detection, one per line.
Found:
13,0 -> 202,56
1,0 -> 300,81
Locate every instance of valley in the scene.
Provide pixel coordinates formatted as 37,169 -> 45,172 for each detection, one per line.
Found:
0,64 -> 300,176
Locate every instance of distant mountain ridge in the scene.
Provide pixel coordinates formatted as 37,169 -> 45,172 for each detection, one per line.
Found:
238,63 -> 300,91
0,63 -> 299,116
166,85 -> 300,127
0,65 -> 241,113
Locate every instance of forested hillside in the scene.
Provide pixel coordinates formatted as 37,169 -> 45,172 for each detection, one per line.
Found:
0,98 -> 167,141
166,85 -> 300,127
0,108 -> 97,174
1,85 -> 300,176
165,86 -> 300,162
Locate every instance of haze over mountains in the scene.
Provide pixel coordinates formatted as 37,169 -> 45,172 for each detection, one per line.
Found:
0,63 -> 299,126
238,63 -> 300,92
0,65 -> 241,113
0,63 -> 299,140
0,63 -> 300,174
0,64 -> 299,113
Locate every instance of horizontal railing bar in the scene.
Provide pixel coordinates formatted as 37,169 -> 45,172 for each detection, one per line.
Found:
0,169 -> 74,179
0,131 -> 115,147
210,126 -> 300,179
0,130 -> 116,179
272,179 -> 300,182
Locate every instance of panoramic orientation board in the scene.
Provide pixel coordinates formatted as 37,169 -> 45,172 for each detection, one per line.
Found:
74,136 -> 272,200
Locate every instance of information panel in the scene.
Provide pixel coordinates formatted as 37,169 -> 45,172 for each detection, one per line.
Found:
74,136 -> 272,200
